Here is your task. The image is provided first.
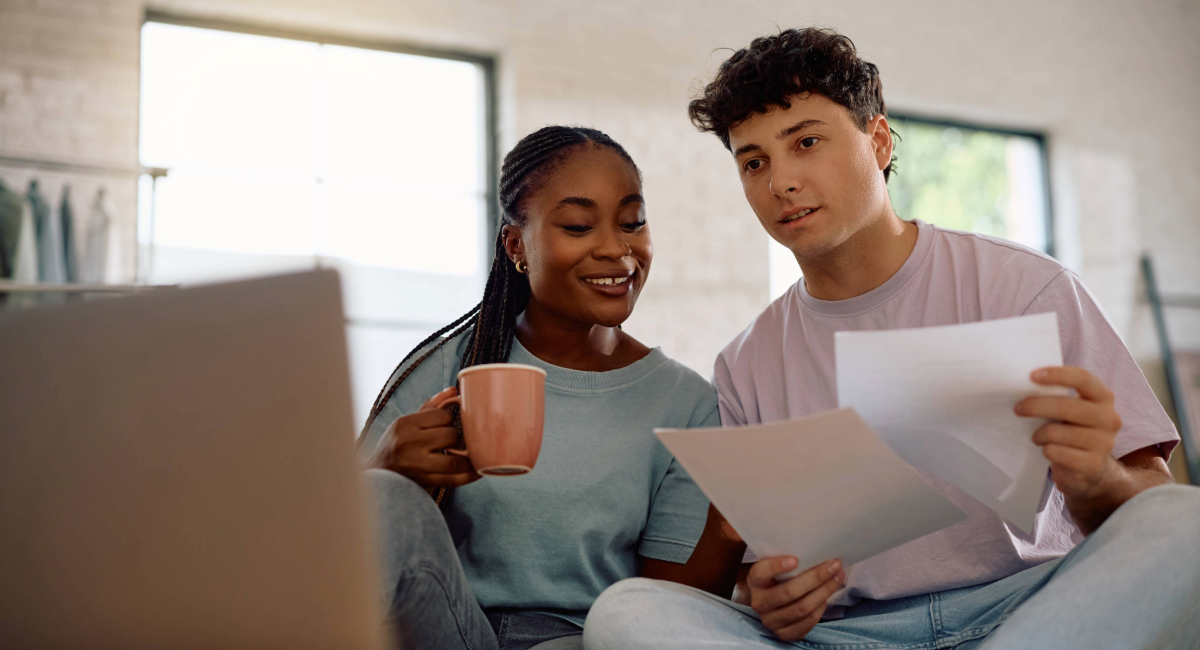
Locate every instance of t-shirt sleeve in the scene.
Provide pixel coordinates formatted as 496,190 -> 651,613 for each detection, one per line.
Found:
638,400 -> 719,563
1023,270 -> 1179,460
713,351 -> 749,427
356,337 -> 457,465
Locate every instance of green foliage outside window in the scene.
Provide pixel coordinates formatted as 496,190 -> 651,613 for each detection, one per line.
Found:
887,119 -> 1009,238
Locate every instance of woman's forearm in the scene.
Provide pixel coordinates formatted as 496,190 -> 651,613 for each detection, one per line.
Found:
639,504 -> 746,598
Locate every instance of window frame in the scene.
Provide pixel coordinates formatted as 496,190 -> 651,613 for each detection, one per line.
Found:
887,112 -> 1055,258
138,10 -> 501,277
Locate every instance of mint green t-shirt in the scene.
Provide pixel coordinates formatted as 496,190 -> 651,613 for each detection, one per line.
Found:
359,330 -> 718,626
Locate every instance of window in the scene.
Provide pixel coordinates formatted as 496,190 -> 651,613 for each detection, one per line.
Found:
139,17 -> 494,427
768,116 -> 1051,300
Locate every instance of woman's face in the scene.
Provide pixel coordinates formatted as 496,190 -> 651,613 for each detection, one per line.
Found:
503,144 -> 652,329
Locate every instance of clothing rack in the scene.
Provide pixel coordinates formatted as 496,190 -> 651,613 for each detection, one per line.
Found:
0,154 -> 167,179
0,153 -> 170,285
1142,255 -> 1200,486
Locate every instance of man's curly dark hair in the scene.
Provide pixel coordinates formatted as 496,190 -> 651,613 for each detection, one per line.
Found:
688,27 -> 897,181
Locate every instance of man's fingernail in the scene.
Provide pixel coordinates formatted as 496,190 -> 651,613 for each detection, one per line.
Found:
783,557 -> 798,570
835,569 -> 847,584
828,559 -> 842,573
1033,369 -> 1048,380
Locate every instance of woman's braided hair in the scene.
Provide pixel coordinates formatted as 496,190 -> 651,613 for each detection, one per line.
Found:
359,125 -> 640,505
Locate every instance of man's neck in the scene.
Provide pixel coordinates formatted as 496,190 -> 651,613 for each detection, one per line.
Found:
798,213 -> 918,302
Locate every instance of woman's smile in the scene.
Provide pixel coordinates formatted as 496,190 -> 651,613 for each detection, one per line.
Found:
582,269 -> 637,297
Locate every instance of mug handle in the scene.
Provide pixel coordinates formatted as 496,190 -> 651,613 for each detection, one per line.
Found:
434,395 -> 470,457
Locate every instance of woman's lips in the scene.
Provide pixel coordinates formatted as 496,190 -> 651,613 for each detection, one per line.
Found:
582,272 -> 635,297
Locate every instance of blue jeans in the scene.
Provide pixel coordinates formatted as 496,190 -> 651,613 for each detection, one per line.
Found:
365,470 -> 584,650
584,484 -> 1200,649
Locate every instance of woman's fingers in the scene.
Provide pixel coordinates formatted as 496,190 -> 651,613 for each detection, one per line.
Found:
416,450 -> 475,475
419,386 -> 459,411
415,426 -> 460,449
403,408 -> 455,431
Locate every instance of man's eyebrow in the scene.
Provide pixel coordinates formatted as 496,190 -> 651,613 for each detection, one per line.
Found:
732,143 -> 762,158
777,119 -> 827,140
733,119 -> 829,158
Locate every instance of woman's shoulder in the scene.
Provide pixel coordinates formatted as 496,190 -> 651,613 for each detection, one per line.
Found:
358,327 -> 472,458
383,327 -> 473,409
644,350 -> 720,427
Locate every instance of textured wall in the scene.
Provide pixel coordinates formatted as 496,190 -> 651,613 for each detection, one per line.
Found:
2,0 -> 1197,385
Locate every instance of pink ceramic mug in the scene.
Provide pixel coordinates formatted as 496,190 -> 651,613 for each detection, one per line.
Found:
440,363 -> 546,476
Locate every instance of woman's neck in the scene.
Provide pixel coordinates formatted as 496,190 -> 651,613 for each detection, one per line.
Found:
513,304 -> 649,372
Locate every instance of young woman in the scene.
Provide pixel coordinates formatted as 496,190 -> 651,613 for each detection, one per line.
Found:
356,126 -> 745,650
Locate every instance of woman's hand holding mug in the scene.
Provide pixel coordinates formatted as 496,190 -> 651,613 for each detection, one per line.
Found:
365,386 -> 481,488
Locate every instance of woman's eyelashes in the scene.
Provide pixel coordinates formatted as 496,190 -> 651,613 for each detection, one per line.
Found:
561,220 -> 646,235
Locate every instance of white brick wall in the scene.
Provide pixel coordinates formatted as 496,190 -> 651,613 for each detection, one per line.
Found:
0,0 -> 141,282
2,0 -> 1198,380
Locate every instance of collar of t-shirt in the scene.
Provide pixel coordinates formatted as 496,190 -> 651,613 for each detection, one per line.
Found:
508,337 -> 669,394
797,218 -> 935,317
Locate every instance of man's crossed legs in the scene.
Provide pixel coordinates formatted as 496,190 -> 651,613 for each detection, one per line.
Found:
584,484 -> 1200,649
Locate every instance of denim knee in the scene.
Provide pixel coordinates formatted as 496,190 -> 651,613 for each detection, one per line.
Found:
591,577 -> 665,613
364,469 -> 438,515
363,469 -> 452,563
1113,483 -> 1200,538
584,578 -> 667,648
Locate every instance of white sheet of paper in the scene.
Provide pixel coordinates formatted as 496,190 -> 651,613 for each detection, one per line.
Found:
836,312 -> 1066,533
655,408 -> 967,576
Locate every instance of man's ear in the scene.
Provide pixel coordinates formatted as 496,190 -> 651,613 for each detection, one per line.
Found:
869,114 -> 894,172
501,224 -> 524,264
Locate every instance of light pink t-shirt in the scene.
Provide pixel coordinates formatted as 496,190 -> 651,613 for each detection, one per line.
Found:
715,219 -> 1179,613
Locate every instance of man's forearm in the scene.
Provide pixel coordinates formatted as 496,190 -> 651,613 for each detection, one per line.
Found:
1065,448 -> 1173,535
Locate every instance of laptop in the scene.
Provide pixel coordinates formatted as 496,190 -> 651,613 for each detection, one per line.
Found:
0,270 -> 386,650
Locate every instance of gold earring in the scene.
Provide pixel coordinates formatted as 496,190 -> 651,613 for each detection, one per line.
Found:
515,260 -> 527,274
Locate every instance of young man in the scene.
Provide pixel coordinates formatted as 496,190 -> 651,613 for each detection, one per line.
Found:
583,28 -> 1200,649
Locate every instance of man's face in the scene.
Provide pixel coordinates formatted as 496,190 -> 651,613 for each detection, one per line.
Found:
727,93 -> 894,261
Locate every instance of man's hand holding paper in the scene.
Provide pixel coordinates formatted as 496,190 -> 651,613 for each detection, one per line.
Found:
655,408 -> 970,634
656,312 -> 1096,642
836,312 -> 1067,533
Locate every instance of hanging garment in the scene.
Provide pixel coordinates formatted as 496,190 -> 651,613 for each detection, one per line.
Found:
12,191 -> 39,283
30,179 -> 66,283
61,185 -> 79,283
0,179 -> 24,278
81,187 -> 113,284
6,199 -> 41,309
